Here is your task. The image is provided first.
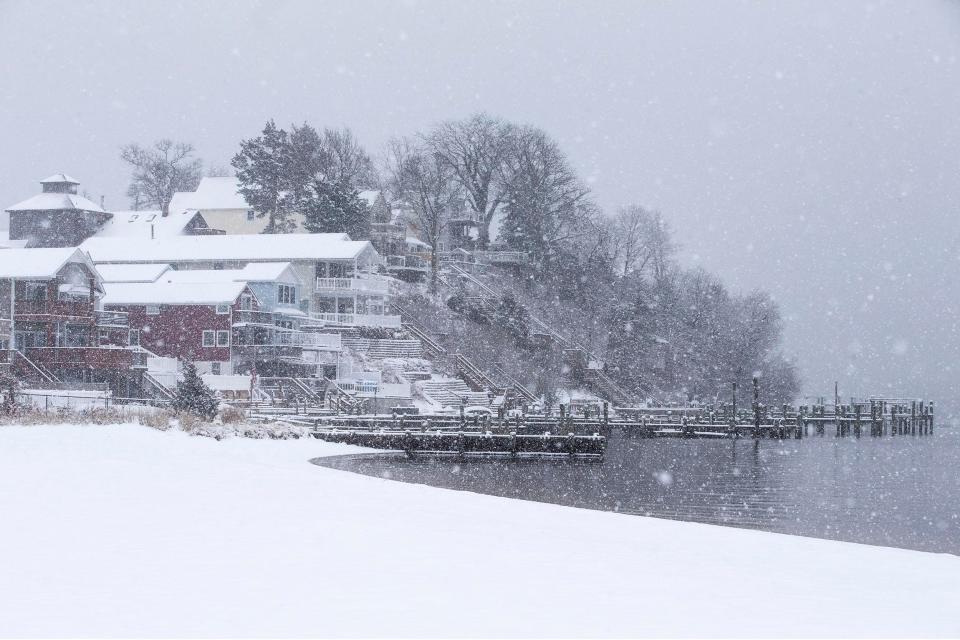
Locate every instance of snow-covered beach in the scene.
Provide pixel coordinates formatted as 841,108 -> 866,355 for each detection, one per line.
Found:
1,424 -> 957,638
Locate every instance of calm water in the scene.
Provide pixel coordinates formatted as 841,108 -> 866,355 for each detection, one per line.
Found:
314,427 -> 960,554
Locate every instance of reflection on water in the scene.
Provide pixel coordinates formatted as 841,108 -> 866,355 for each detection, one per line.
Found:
315,428 -> 960,554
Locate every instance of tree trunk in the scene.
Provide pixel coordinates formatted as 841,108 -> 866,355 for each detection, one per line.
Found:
478,222 -> 491,249
429,248 -> 439,293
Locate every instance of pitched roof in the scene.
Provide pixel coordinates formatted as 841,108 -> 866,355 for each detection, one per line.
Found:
0,247 -> 98,279
40,174 -> 80,185
94,209 -> 202,239
6,192 -> 105,213
101,280 -> 249,306
80,233 -> 378,265
168,176 -> 248,216
95,263 -> 172,283
158,262 -> 299,285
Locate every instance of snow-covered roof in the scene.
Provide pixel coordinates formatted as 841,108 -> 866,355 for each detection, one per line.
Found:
101,280 -> 249,306
94,209 -> 202,240
405,236 -> 430,249
358,190 -> 382,208
40,174 -> 80,185
168,177 -> 248,216
202,374 -> 252,392
0,247 -> 98,280
95,263 -> 172,283
0,230 -> 29,250
81,233 -> 378,265
6,192 -> 105,213
158,262 -> 299,285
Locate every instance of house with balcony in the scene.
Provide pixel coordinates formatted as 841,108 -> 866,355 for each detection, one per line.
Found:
100,279 -> 260,377
81,233 -> 400,329
0,247 -> 147,393
98,260 -> 345,379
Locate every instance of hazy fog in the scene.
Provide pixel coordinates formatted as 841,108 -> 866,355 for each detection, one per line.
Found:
1,0 -> 957,416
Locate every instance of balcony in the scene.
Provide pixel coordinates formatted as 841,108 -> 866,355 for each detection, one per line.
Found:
23,346 -> 137,370
315,277 -> 390,295
94,310 -> 129,328
232,309 -> 278,326
309,312 -> 402,329
472,250 -> 529,266
14,300 -> 93,319
386,255 -> 428,273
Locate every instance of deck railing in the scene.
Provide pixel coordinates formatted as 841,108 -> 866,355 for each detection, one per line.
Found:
315,277 -> 390,295
309,312 -> 401,328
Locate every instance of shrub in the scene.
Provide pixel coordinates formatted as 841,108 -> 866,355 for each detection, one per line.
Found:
170,362 -> 219,420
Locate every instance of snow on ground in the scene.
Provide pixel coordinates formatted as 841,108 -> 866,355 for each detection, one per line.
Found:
0,424 -> 957,638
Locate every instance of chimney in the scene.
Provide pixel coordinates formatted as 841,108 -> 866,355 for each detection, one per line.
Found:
100,195 -> 105,209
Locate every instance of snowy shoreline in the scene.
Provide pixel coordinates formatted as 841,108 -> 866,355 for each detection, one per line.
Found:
1,423 -> 958,638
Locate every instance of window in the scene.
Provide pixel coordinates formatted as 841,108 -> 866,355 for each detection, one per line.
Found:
98,329 -> 110,344
129,329 -> 140,346
25,282 -> 47,301
216,304 -> 230,315
247,209 -> 255,221
210,362 -> 221,375
240,294 -> 253,310
146,305 -> 160,315
217,330 -> 230,347
277,284 -> 296,305
202,330 -> 215,347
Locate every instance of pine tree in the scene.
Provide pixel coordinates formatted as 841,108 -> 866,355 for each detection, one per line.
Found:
232,120 -> 297,234
171,362 -> 219,420
300,176 -> 371,239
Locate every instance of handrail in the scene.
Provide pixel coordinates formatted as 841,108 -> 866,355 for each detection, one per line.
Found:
141,370 -> 175,400
491,363 -> 537,403
14,350 -> 59,384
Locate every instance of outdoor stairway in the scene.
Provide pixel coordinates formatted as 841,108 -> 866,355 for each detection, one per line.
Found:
340,337 -> 423,359
140,371 -> 174,401
14,351 -> 60,385
419,378 -> 491,408
258,377 -> 325,405
444,263 -> 637,404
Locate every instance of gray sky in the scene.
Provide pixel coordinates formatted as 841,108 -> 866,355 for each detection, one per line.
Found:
1,0 -> 958,415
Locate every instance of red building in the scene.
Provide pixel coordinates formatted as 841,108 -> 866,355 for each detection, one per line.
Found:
0,247 -> 147,393
101,280 -> 259,376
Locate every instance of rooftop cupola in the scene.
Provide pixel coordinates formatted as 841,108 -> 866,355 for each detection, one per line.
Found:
40,173 -> 81,194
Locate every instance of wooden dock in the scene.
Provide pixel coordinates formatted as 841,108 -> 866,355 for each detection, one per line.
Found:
312,429 -> 606,461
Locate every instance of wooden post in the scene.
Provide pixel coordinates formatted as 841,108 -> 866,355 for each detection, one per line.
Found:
752,377 -> 761,439
929,402 -> 935,434
854,404 -> 861,438
911,401 -> 917,436
731,382 -> 738,430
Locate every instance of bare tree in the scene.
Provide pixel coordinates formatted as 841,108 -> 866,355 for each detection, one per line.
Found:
610,205 -> 677,279
120,140 -> 203,215
323,127 -> 377,187
498,125 -> 593,271
387,138 -> 461,290
427,113 -> 513,248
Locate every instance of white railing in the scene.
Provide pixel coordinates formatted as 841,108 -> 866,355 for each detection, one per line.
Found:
473,250 -> 528,265
315,277 -> 390,295
275,331 -> 341,350
310,312 -> 402,328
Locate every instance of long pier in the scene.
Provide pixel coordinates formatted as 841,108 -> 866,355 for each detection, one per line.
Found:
277,378 -> 936,460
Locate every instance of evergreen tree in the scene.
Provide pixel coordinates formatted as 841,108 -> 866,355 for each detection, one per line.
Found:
171,362 -> 219,420
232,120 -> 297,234
300,176 -> 371,239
